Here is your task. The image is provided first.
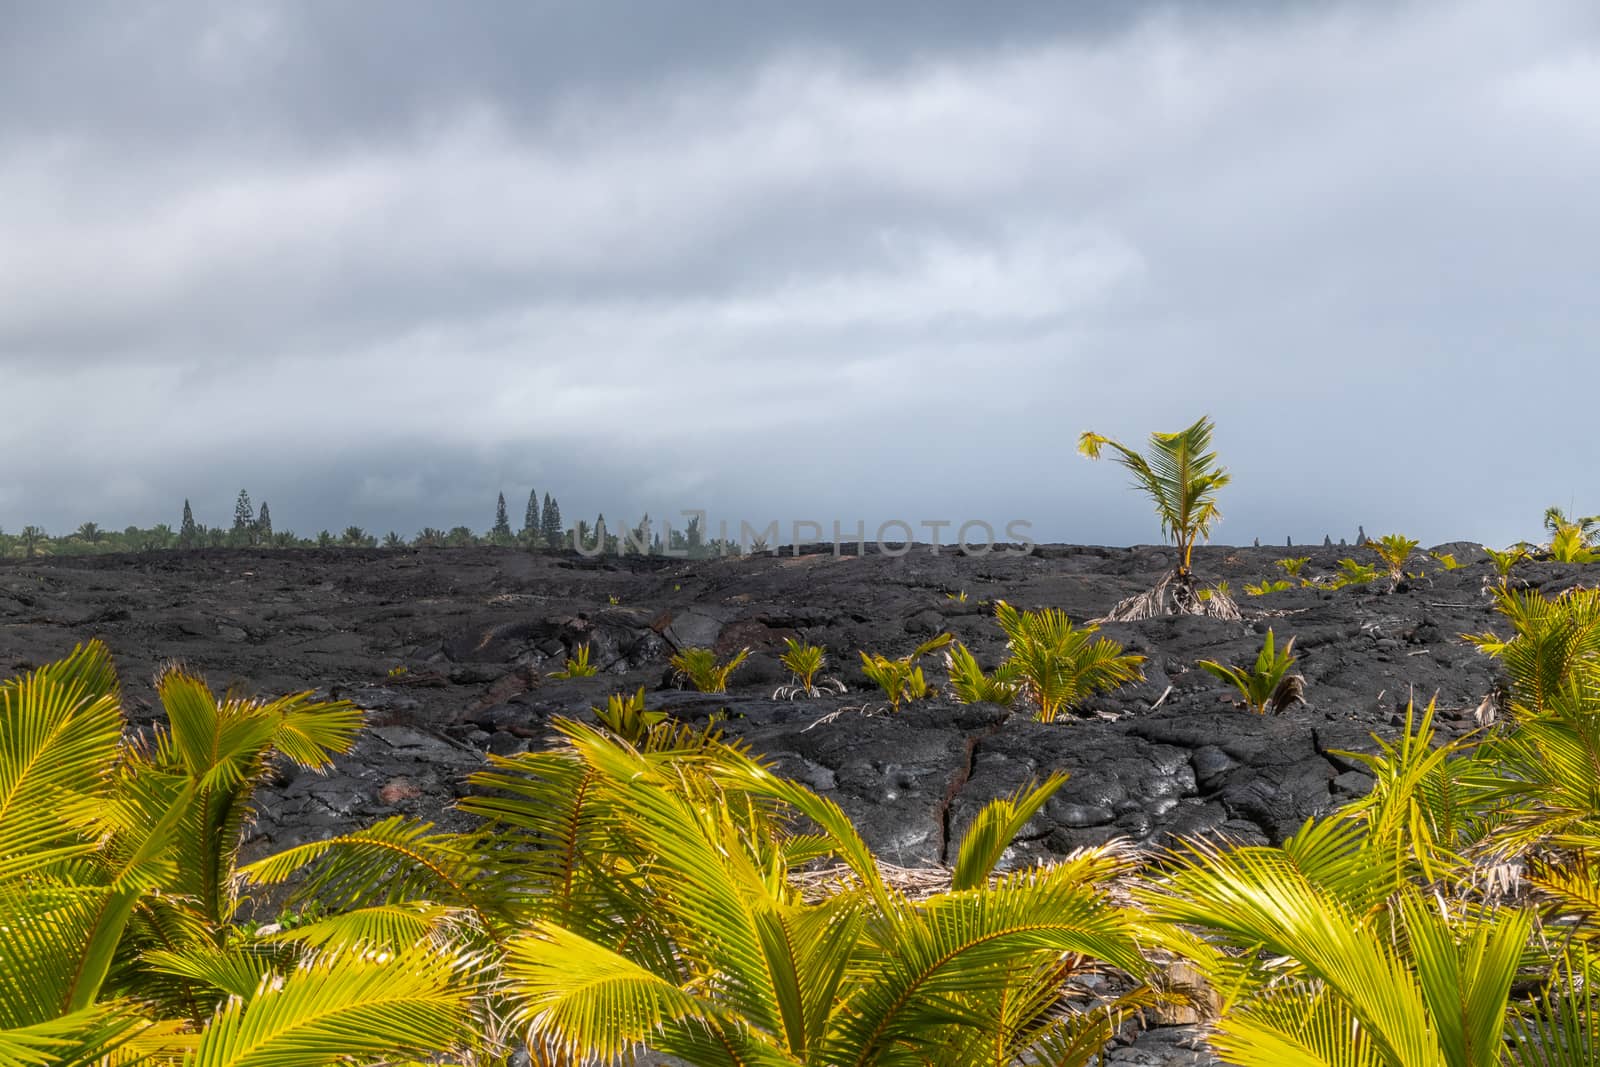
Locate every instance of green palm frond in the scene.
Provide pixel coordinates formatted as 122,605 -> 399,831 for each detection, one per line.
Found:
1465,586 -> 1600,717
0,1005 -> 156,1067
0,643 -> 124,880
505,923 -> 727,1063
823,863 -> 1148,1066
951,773 -> 1068,891
238,817 -> 493,927
943,643 -> 1021,708
181,948 -> 472,1067
1332,700 -> 1498,885
1368,534 -> 1420,584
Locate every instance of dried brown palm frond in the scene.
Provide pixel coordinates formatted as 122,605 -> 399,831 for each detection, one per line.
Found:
1099,567 -> 1242,623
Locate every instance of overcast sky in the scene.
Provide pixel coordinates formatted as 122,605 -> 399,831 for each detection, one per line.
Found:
2,1 -> 1596,547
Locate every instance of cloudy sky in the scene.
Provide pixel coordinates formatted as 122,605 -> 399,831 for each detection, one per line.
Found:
2,1 -> 1596,547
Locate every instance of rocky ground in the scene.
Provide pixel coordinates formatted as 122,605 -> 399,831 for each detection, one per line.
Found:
0,539 -> 1567,1064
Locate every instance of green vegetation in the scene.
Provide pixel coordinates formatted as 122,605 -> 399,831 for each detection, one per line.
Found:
1243,578 -> 1293,596
775,638 -> 845,698
1198,628 -> 1306,714
1484,544 -> 1527,584
1331,557 -> 1381,588
548,643 -> 599,678
669,646 -> 751,693
591,686 -> 666,744
1368,533 -> 1421,588
10,569 -> 1600,1063
944,642 -> 1023,706
1078,414 -> 1238,619
0,487 -> 582,558
1276,555 -> 1310,578
858,633 -> 953,710
993,601 -> 1145,722
1077,414 -> 1228,580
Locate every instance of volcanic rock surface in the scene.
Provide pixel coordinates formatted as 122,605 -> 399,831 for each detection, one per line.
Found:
0,540 -> 1562,1063
0,541 -> 1546,860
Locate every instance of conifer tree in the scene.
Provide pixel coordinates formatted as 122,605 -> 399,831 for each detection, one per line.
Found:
522,489 -> 540,543
256,502 -> 272,541
233,490 -> 254,533
541,493 -> 563,549
492,493 -> 513,542
180,500 -> 198,549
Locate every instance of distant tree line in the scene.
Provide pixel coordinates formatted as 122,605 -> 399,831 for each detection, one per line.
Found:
0,488 -> 729,560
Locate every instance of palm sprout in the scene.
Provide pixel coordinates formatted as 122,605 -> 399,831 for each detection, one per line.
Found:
1198,628 -> 1306,715
858,634 -> 953,710
1543,506 -> 1600,563
592,686 -> 665,744
1078,415 -> 1236,619
669,646 -> 751,693
1368,534 -> 1421,589
993,601 -> 1145,722
547,643 -> 598,678
774,637 -> 846,699
944,642 -> 1023,708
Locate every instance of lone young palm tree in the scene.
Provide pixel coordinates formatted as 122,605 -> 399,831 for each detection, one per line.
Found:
1078,414 -> 1238,620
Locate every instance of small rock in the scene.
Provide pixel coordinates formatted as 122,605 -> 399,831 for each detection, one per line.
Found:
377,777 -> 423,805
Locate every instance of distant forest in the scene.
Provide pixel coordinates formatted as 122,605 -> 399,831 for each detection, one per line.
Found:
0,489 -> 728,559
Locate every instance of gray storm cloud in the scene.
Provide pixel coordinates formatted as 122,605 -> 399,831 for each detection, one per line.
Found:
1,1 -> 1597,546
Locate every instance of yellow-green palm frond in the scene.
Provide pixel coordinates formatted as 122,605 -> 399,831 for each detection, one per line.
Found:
1465,586 -> 1600,717
0,1004 -> 158,1067
261,903 -> 462,953
1527,855 -> 1600,944
670,647 -> 751,694
506,924 -> 709,1062
1198,629 -> 1304,715
1368,534 -> 1420,582
181,947 -> 473,1067
1331,700 -> 1498,885
942,643 -> 1021,708
0,643 -> 125,881
823,862 -> 1147,1066
1507,948 -> 1599,1067
950,773 -> 1068,891
237,817 -> 496,929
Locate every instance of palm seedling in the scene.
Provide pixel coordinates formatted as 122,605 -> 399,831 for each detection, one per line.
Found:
1483,544 -> 1527,586
1430,550 -> 1465,570
1368,533 -> 1420,590
592,686 -> 666,745
773,637 -> 846,699
547,643 -> 599,678
1244,579 -> 1292,596
1328,557 -> 1381,589
1276,556 -> 1311,579
670,645 -> 751,693
993,601 -> 1145,723
1544,506 -> 1600,562
1198,628 -> 1306,715
1078,414 -> 1238,620
1542,507 -> 1598,564
944,642 -> 1022,708
858,633 -> 954,710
